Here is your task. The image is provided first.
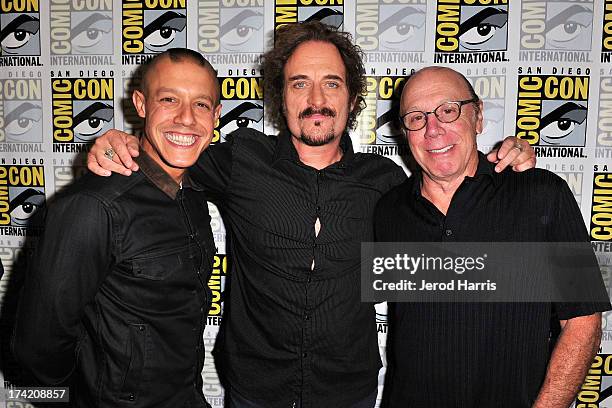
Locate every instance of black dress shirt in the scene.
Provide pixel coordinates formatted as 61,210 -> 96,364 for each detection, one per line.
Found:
191,128 -> 406,408
374,153 -> 610,408
13,151 -> 215,408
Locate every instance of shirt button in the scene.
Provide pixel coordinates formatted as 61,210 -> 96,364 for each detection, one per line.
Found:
302,352 -> 307,358
304,313 -> 310,320
316,205 -> 321,212
128,394 -> 135,401
138,326 -> 144,332
200,307 -> 204,312
445,229 -> 453,236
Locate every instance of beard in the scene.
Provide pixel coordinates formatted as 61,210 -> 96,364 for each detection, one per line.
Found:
299,129 -> 336,146
297,106 -> 338,146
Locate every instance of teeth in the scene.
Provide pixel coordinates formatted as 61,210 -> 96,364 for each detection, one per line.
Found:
429,145 -> 453,153
165,132 -> 196,146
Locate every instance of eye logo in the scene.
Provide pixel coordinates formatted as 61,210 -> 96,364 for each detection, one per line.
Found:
0,13 -> 40,56
217,101 -> 263,143
0,78 -> 43,143
69,12 -> 112,54
459,7 -> 508,52
539,101 -> 587,146
143,10 -> 186,52
546,4 -> 592,50
220,9 -> 264,53
375,103 -> 403,146
9,187 -> 44,227
72,101 -> 114,142
4,101 -> 42,143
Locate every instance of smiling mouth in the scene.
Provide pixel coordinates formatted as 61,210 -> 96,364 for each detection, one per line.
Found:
165,132 -> 198,146
427,145 -> 454,154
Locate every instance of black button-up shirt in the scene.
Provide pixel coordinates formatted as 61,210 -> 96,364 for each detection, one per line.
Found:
13,151 -> 215,408
191,129 -> 405,408
374,153 -> 610,407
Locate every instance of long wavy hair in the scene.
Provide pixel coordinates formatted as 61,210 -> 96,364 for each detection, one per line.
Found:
263,21 -> 366,132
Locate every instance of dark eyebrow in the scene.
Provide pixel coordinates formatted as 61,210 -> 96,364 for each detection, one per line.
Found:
0,14 -> 40,42
143,11 -> 186,38
5,102 -> 41,125
71,13 -> 112,39
545,5 -> 591,33
380,7 -> 425,32
219,102 -> 263,128
304,8 -> 343,29
10,188 -> 44,212
540,102 -> 587,129
220,9 -> 263,36
459,7 -> 507,35
73,102 -> 114,125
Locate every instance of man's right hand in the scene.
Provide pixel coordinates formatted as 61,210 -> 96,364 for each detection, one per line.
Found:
87,129 -> 140,176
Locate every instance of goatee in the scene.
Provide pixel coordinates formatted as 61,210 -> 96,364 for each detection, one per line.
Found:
299,131 -> 335,146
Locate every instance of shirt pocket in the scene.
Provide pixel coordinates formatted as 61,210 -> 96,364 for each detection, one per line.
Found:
130,248 -> 187,281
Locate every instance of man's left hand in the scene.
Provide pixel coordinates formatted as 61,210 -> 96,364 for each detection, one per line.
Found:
487,137 -> 536,173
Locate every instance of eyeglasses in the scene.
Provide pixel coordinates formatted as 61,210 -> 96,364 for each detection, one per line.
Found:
400,98 -> 479,131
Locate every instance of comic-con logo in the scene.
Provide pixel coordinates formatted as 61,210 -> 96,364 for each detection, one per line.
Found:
515,69 -> 590,158
576,354 -> 612,407
0,164 -> 45,235
198,0 -> 264,55
212,76 -> 263,145
355,0 -> 426,52
275,0 -> 344,32
597,74 -> 612,160
591,171 -> 612,242
49,0 -> 113,61
603,0 -> 612,62
466,69 -> 506,151
0,0 -> 41,66
434,0 -> 508,64
122,0 -> 186,64
0,78 -> 42,143
51,73 -> 114,153
207,254 -> 228,325
519,1 -> 593,63
358,75 -> 408,157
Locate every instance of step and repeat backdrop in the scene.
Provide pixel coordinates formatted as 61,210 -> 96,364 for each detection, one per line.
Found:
0,0 -> 611,406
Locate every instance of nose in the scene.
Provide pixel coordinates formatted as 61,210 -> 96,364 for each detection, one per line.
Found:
424,112 -> 443,139
307,83 -> 326,107
175,103 -> 195,126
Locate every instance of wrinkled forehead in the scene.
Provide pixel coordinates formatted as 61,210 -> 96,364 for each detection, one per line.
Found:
401,69 -> 473,110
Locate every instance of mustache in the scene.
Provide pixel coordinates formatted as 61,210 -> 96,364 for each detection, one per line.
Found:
299,107 -> 336,119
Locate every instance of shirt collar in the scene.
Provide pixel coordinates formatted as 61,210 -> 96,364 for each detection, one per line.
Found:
411,151 -> 498,199
272,131 -> 355,169
135,150 -> 200,199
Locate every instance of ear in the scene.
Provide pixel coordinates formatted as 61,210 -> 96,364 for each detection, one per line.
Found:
213,103 -> 222,124
475,100 -> 484,134
132,90 -> 146,119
